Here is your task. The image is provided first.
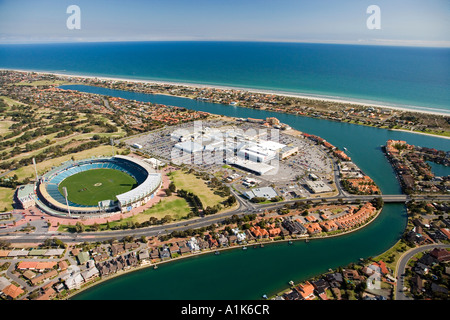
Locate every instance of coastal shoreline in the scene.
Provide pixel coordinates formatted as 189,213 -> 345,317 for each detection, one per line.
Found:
389,128 -> 450,140
2,68 -> 450,117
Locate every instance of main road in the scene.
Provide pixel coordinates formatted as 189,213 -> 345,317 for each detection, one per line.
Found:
1,193 -> 449,245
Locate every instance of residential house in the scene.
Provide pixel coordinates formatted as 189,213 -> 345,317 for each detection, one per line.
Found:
342,269 -> 363,281
430,248 -> 450,262
283,290 -> 300,300
31,269 -> 58,286
250,226 -> 269,239
305,223 -> 322,235
197,238 -> 210,250
63,266 -> 84,290
413,262 -> 429,276
169,244 -> 180,257
150,249 -> 160,260
58,260 -> 69,271
111,244 -> 126,257
282,219 -> 307,235
320,220 -> 339,232
138,249 -> 150,262
81,267 -> 100,283
127,252 -> 139,267
124,242 -> 140,251
311,279 -> 329,300
295,281 -> 316,300
93,253 -> 109,263
411,274 -> 424,294
16,261 -> 57,271
218,234 -> 229,247
159,245 -> 170,259
23,270 -> 36,281
187,237 -> 200,252
178,242 -> 191,255
431,283 -> 449,295
206,235 -> 219,248
71,248 -> 80,257
98,263 -> 111,277
268,228 -> 281,237
2,284 -> 24,300
326,273 -> 343,288
76,251 -> 90,265
228,234 -> 238,245
305,215 -> 317,222
34,286 -> 56,300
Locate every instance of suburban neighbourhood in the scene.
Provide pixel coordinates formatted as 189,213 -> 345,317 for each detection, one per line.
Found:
271,200 -> 449,300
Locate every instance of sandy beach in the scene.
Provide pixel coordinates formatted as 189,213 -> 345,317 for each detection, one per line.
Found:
3,68 -> 450,117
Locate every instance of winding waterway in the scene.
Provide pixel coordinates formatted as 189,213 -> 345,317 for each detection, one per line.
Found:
61,85 -> 449,300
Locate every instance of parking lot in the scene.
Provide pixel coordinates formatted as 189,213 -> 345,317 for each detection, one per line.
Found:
124,119 -> 336,200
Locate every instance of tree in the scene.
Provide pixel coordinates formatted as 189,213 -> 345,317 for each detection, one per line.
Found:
149,217 -> 158,225
371,197 -> 384,210
74,222 -> 85,233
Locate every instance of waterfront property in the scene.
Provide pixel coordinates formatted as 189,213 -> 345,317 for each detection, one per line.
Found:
384,140 -> 449,194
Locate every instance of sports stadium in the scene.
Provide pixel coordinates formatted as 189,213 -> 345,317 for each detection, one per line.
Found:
34,155 -> 162,218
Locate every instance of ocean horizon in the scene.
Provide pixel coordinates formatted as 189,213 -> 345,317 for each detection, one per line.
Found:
0,41 -> 449,114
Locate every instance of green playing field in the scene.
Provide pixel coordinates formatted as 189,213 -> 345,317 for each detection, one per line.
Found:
58,169 -> 137,206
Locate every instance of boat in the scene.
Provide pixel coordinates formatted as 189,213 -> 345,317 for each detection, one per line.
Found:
289,281 -> 294,286
262,294 -> 268,299
288,240 -> 293,245
215,250 -> 220,255
260,243 -> 264,248
242,246 -> 247,250
153,265 -> 158,269
305,239 -> 309,243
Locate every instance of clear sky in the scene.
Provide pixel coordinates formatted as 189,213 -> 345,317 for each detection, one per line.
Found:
0,0 -> 449,46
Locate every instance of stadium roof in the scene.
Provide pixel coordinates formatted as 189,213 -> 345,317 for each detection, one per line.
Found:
37,155 -> 162,215
114,156 -> 161,206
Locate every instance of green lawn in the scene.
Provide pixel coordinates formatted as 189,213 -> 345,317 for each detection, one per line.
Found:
138,196 -> 191,221
0,187 -> 14,212
169,170 -> 226,208
58,169 -> 137,206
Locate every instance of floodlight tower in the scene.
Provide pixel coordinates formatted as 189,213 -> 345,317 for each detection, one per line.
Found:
62,187 -> 71,217
32,158 -> 38,182
111,138 -> 115,156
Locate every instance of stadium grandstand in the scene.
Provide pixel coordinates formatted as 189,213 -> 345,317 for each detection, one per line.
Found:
33,155 -> 162,218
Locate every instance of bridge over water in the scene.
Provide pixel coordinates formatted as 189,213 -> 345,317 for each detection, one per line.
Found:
256,194 -> 450,210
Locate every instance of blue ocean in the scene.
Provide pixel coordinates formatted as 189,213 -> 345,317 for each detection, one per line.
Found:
0,41 -> 449,114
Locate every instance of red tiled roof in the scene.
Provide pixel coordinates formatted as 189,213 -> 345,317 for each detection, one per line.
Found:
2,284 -> 24,299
